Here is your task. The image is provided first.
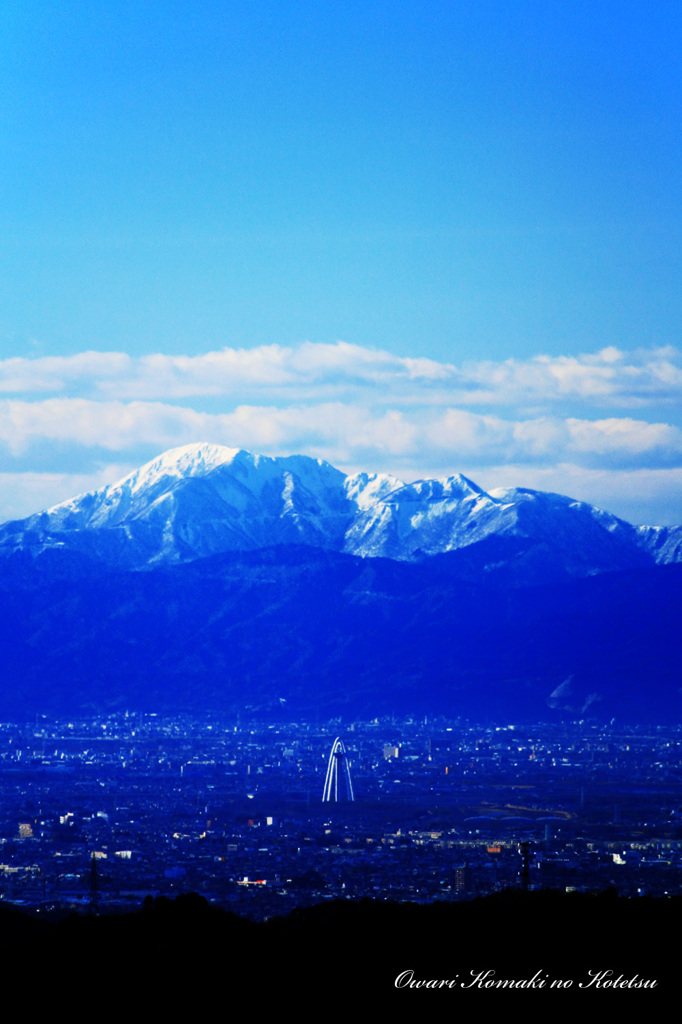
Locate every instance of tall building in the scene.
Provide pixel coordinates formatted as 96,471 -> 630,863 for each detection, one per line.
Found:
453,863 -> 469,894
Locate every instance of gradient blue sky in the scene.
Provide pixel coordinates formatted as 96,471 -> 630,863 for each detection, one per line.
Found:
1,1 -> 681,524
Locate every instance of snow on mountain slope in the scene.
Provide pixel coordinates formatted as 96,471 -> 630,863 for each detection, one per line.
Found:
0,442 -> 679,577
344,474 -> 505,559
635,523 -> 682,564
2,444 -> 355,566
482,487 -> 651,576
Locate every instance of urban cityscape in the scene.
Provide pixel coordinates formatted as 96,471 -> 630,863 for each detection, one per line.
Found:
2,712 -> 681,921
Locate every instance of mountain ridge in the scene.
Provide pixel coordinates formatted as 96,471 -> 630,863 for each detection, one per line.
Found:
1,542 -> 680,720
1,441 -> 680,581
1,442 -> 680,720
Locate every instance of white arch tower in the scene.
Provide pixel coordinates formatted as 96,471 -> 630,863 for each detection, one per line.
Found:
322,737 -> 355,802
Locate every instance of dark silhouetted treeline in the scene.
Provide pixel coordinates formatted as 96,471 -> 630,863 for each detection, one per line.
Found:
4,889 -> 674,1006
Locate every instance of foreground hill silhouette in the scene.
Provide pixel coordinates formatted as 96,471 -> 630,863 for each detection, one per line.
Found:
3,889 -> 673,1004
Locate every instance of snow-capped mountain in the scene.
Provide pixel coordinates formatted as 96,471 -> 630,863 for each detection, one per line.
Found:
2,441 -> 681,722
0,442 -> 680,579
0,443 -> 391,568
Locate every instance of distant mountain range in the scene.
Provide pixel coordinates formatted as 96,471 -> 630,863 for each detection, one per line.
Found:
1,442 -> 681,582
1,443 -> 680,721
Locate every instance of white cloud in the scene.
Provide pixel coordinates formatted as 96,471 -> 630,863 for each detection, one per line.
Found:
1,342 -> 681,410
0,352 -> 133,394
1,341 -> 681,526
0,399 -> 211,454
566,417 -> 682,460
460,346 -> 682,408
1,397 -> 680,472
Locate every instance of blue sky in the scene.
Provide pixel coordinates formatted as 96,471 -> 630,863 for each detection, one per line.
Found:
1,1 -> 681,524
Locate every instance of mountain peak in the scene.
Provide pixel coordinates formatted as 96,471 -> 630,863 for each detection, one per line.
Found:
124,442 -> 242,489
1,444 -> 680,578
